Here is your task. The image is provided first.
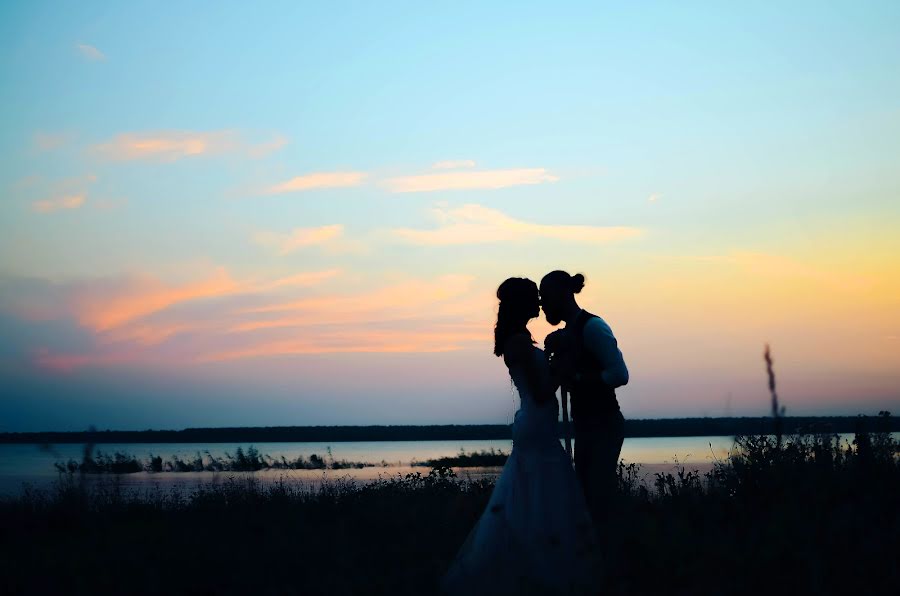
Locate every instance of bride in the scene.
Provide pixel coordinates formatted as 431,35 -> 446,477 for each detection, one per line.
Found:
442,277 -> 598,595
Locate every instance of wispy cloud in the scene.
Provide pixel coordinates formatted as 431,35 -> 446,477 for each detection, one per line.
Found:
236,274 -> 475,324
91,130 -> 238,162
70,266 -> 341,334
89,131 -> 288,162
648,192 -> 663,203
391,204 -> 643,246
72,267 -> 242,332
211,274 -> 485,359
22,174 -> 96,214
254,225 -> 345,255
247,135 -> 289,158
32,348 -> 133,373
254,269 -> 342,291
32,194 -> 86,214
431,159 -> 476,170
75,43 -> 106,61
383,168 -> 558,193
267,172 -> 367,194
1,269 -> 490,369
202,327 -> 483,362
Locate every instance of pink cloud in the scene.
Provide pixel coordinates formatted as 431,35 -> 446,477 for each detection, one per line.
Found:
5,269 -> 494,370
202,327 -> 485,362
240,274 -> 475,318
31,348 -> 132,373
72,268 -> 242,332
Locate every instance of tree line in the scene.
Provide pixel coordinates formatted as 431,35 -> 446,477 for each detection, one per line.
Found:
1,415 -> 895,444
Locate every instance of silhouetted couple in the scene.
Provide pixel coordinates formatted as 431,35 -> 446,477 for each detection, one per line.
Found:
443,271 -> 629,594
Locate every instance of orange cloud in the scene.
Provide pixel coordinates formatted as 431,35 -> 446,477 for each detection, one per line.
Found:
32,194 -> 86,213
383,168 -> 558,193
91,131 -> 241,161
267,172 -> 367,194
226,276 -> 487,364
91,130 -> 289,161
12,267 -> 493,367
74,267 -> 241,332
254,225 -> 344,255
103,322 -> 202,346
391,204 -> 643,245
69,267 -> 341,339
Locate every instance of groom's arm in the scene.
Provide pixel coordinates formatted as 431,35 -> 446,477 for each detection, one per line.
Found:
581,317 -> 629,388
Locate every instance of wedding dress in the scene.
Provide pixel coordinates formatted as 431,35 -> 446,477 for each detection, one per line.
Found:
442,345 -> 599,595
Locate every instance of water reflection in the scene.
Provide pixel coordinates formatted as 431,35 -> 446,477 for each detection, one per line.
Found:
0,434 -> 878,496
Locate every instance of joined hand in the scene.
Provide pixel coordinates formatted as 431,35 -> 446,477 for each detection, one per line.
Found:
545,329 -> 577,384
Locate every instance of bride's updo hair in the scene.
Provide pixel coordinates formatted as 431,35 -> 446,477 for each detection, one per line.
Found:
541,270 -> 585,294
494,277 -> 539,357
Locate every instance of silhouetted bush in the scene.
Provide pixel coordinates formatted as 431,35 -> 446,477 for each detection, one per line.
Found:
53,445 -> 375,474
413,448 -> 509,468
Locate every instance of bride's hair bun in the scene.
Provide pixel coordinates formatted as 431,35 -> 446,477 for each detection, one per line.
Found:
571,273 -> 585,294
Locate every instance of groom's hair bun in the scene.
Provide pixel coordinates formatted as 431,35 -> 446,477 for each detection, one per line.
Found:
571,273 -> 585,294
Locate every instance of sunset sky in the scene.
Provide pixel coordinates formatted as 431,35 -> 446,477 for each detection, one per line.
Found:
1,2 -> 898,431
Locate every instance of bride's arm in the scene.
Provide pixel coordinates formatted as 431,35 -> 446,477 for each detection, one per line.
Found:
503,334 -> 553,404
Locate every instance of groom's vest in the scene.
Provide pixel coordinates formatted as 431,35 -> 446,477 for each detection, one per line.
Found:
570,310 -> 621,423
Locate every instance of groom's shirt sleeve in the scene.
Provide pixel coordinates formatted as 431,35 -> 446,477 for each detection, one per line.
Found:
583,317 -> 629,388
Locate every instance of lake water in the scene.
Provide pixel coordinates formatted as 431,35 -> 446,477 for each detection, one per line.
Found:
0,434 -> 869,496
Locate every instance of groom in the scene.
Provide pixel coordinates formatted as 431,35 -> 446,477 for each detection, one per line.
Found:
540,270 -> 629,524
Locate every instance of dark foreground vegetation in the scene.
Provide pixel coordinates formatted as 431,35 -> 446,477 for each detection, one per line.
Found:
54,445 -> 378,474
4,415 -> 897,444
1,413 -> 897,595
413,448 -> 509,468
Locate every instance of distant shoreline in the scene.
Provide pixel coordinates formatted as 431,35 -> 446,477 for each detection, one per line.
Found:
1,415 -> 895,444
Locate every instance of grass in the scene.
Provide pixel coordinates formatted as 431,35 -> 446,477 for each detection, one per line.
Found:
55,445 -> 510,474
54,444 -> 380,474
2,412 -> 897,595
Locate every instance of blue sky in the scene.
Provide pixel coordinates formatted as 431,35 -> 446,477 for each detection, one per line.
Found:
1,1 -> 898,430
